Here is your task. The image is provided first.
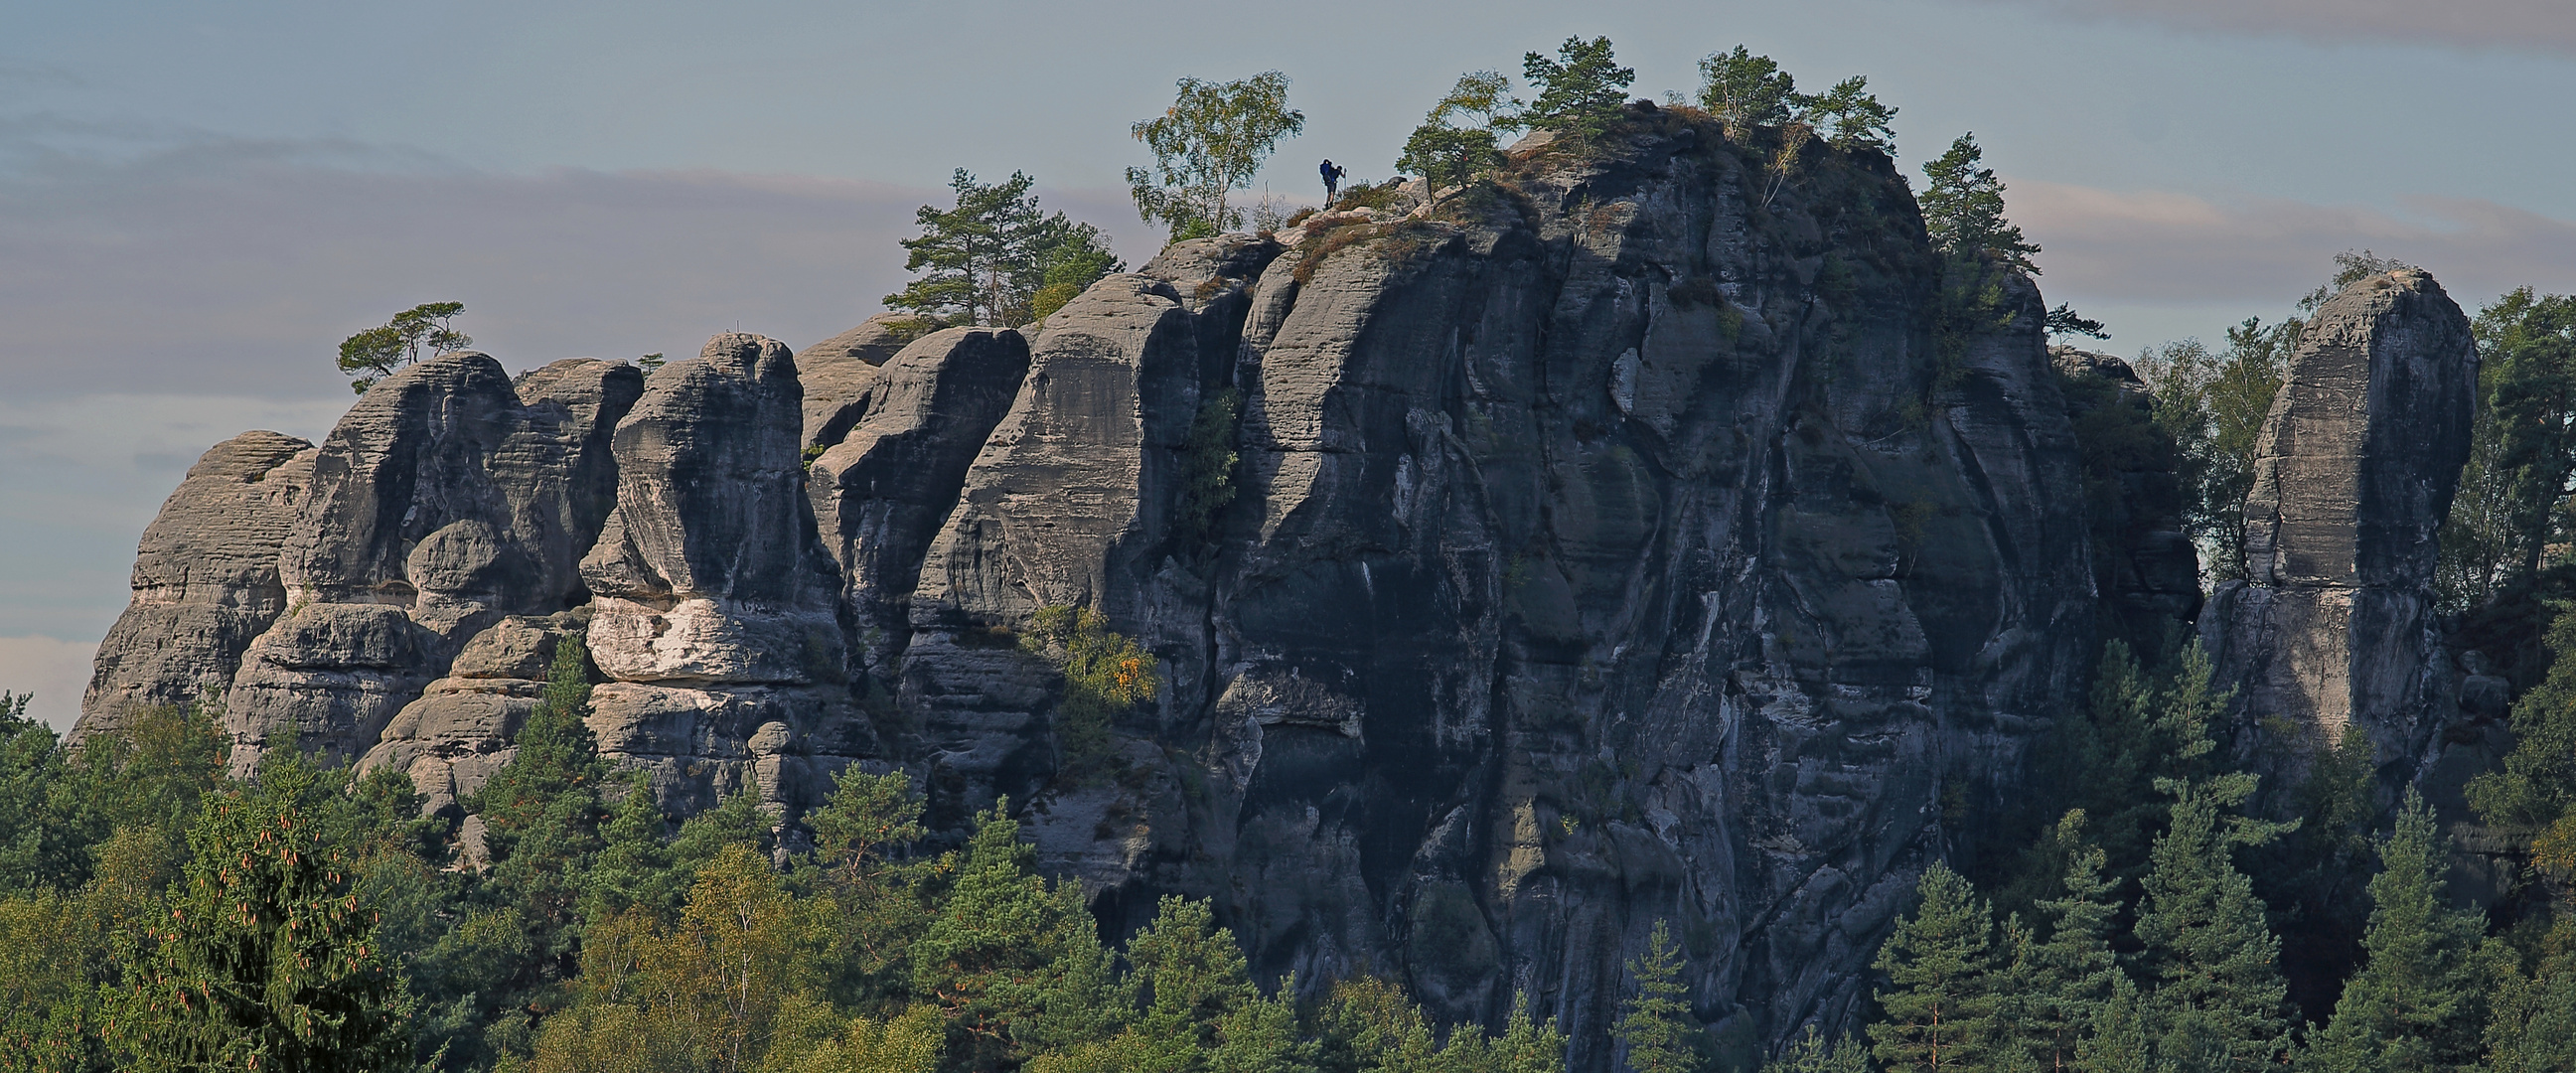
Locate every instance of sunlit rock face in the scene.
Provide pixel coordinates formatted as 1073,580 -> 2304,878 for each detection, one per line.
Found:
2201,269 -> 2479,782
84,116 -> 2140,1067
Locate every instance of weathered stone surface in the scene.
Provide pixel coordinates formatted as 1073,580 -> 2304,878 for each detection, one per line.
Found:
223,352 -> 639,769
2052,347 -> 2202,648
77,431 -> 316,738
579,333 -> 864,810
809,326 -> 1030,682
87,115 -> 2127,1070
891,121 -> 2095,1064
2202,268 -> 2479,775
798,312 -> 920,449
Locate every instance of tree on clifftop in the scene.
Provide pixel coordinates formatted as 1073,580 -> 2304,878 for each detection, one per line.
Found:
337,301 -> 469,394
1396,71 -> 1523,201
1126,71 -> 1305,240
885,170 -> 1123,329
1920,133 -> 2040,273
1521,36 -> 1633,140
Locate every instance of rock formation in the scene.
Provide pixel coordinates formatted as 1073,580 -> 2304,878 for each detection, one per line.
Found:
83,115 -> 2148,1065
2200,269 -> 2480,779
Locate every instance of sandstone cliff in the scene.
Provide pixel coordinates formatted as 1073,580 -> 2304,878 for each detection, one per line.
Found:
2200,269 -> 2480,785
84,116 -> 2134,1063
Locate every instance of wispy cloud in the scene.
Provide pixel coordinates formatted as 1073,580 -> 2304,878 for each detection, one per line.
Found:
2016,179 -> 2576,316
1975,0 -> 2576,55
0,141 -> 1158,400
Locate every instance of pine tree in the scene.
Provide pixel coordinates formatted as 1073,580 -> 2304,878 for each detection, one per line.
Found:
885,169 -> 1045,328
466,636 -> 609,972
2133,773 -> 2293,1073
1872,861 -> 2000,1072
2484,923 -> 2576,1073
1765,1025 -> 1871,1073
109,761 -> 410,1071
912,804 -> 1126,1067
1521,36 -> 1635,140
2017,812 -> 2123,1072
1616,918 -> 1699,1073
2306,788 -> 2491,1073
2076,977 -> 2151,1073
1920,133 -> 2041,273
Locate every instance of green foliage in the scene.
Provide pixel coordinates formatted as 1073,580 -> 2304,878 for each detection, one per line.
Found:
2134,319 -> 2294,585
2008,812 -> 2124,1073
2471,606 -> 2576,868
2306,789 -> 2492,1073
1871,861 -> 2000,1072
1022,607 -> 1158,779
1697,47 -> 1797,142
1920,134 -> 2039,273
1177,387 -> 1243,543
2484,924 -> 2576,1073
1761,1025 -> 1869,1073
339,301 -> 470,393
1802,76 -> 1895,153
1521,37 -> 1634,140
2134,772 -> 2295,1073
1396,71 -> 1521,201
2046,304 -> 2108,341
110,758 -> 411,1072
2481,287 -> 2576,584
1127,72 -> 1306,240
886,169 -> 1123,328
1616,919 -> 1698,1073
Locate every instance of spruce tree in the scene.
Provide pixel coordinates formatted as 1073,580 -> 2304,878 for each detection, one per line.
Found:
2307,788 -> 2491,1073
1616,918 -> 1699,1073
1872,861 -> 2000,1072
110,761 -> 410,1071
2133,773 -> 2293,1073
2018,812 -> 2123,1072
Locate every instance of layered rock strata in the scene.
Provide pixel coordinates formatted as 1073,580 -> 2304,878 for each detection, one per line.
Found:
86,116 -> 2130,1066
2201,269 -> 2480,779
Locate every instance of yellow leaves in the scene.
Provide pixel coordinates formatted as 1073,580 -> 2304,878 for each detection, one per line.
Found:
2530,812 -> 2576,873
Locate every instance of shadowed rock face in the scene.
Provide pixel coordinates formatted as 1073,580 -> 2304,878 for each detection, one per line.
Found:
797,311 -> 923,450
82,118 -> 2137,1068
2202,269 -> 2479,776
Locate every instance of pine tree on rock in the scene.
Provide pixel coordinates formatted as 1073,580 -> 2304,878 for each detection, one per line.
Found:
1872,861 -> 2001,1072
2307,787 -> 2492,1073
2133,773 -> 2294,1073
1616,919 -> 1699,1073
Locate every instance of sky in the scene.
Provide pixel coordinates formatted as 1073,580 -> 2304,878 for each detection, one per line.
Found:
4,0 -> 2574,729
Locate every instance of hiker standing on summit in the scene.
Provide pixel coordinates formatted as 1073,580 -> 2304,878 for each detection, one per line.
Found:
1320,158 -> 1346,201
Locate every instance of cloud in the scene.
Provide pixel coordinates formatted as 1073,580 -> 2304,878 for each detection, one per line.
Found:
1975,0 -> 2576,54
2014,179 -> 2576,317
0,142 -> 1162,401
0,635 -> 97,732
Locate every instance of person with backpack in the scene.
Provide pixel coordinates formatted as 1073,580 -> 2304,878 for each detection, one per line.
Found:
1320,158 -> 1347,201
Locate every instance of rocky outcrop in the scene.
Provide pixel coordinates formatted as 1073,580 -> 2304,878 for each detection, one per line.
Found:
2053,347 -> 2202,651
78,430 -> 318,736
2201,269 -> 2479,778
809,326 -> 1030,684
579,333 -> 870,813
83,115 -> 2116,1068
797,312 -> 922,450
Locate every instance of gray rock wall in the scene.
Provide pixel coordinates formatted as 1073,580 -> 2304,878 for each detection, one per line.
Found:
2202,269 -> 2479,778
81,116 -> 2151,1068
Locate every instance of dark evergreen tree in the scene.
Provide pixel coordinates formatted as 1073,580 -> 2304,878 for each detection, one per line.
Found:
1920,133 -> 2040,272
2306,788 -> 2492,1073
2014,812 -> 2124,1073
1872,861 -> 2000,1072
2134,772 -> 2294,1073
1521,36 -> 1634,140
1616,918 -> 1698,1073
109,759 -> 410,1071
